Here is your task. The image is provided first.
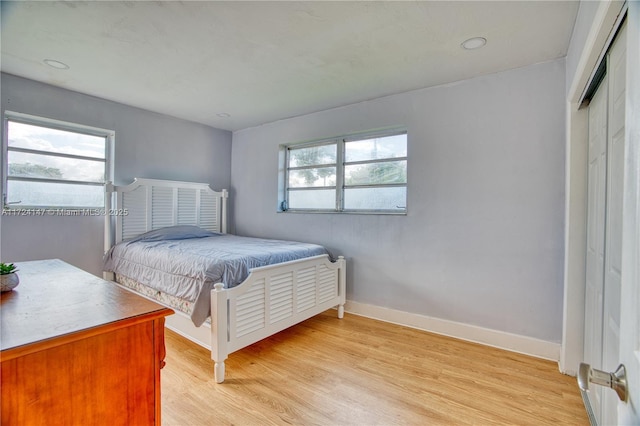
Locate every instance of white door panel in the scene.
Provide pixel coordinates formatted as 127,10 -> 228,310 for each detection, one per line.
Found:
585,71 -> 608,424
601,23 -> 625,426
582,20 -> 629,426
618,4 -> 639,423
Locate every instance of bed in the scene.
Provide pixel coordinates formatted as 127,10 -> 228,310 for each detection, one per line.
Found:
103,178 -> 346,383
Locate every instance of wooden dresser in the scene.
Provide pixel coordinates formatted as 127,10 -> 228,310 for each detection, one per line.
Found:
0,259 -> 173,425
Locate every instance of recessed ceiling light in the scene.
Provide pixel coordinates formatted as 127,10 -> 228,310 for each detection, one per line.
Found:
461,37 -> 487,50
44,59 -> 70,69
216,113 -> 231,118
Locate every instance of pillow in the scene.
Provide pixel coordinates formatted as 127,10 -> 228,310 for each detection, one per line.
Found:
126,225 -> 219,244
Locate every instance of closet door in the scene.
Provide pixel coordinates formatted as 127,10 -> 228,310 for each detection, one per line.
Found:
584,72 -> 608,423
600,24 -> 625,426
582,23 -> 626,426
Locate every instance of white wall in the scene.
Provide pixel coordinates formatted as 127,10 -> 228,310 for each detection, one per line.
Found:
0,73 -> 232,275
231,59 -> 566,344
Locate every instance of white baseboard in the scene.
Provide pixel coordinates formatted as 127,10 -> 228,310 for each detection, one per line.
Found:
162,295 -> 560,362
344,301 -> 561,362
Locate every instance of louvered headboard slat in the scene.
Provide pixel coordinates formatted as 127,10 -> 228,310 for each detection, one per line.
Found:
105,178 -> 228,248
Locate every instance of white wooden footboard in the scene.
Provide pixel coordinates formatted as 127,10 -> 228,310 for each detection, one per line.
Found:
211,254 -> 346,383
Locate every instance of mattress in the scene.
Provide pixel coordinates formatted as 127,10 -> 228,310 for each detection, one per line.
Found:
103,226 -> 330,326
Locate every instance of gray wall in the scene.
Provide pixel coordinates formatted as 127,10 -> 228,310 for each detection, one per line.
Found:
231,59 -> 566,343
0,73 -> 232,275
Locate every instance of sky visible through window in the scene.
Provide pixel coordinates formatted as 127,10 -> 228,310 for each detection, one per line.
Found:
6,121 -> 107,208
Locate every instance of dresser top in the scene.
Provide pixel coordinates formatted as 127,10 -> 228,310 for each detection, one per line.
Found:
1,259 -> 173,354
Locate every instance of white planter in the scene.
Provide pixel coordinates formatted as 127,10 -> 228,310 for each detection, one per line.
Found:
0,273 -> 19,292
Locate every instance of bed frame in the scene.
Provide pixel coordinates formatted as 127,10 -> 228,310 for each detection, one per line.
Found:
104,178 -> 346,383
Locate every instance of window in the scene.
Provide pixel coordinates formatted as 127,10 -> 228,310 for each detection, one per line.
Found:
281,130 -> 407,213
3,112 -> 113,209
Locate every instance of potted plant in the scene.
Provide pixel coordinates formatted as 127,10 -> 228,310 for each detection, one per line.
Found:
0,262 -> 19,292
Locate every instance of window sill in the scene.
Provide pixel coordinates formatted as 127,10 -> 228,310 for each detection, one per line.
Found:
277,209 -> 407,216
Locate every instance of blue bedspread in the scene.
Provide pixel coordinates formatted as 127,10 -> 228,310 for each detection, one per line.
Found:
104,230 -> 330,326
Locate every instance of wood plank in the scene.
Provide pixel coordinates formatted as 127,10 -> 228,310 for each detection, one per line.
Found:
162,311 -> 588,425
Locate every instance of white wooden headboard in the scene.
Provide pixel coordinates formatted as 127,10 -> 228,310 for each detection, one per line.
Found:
104,178 -> 228,252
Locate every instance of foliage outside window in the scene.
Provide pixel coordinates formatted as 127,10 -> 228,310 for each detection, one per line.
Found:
282,130 -> 407,213
3,113 -> 112,209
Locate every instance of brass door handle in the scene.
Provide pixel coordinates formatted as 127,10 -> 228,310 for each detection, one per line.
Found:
578,363 -> 628,402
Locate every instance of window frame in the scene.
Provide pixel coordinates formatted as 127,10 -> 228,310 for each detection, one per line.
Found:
280,129 -> 407,215
2,111 -> 114,210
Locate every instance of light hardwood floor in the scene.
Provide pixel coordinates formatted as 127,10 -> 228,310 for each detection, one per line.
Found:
162,311 -> 588,425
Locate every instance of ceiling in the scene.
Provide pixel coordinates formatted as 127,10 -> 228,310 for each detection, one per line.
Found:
1,1 -> 579,132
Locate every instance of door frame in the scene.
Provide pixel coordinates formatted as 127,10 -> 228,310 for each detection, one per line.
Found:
561,1 -> 627,375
